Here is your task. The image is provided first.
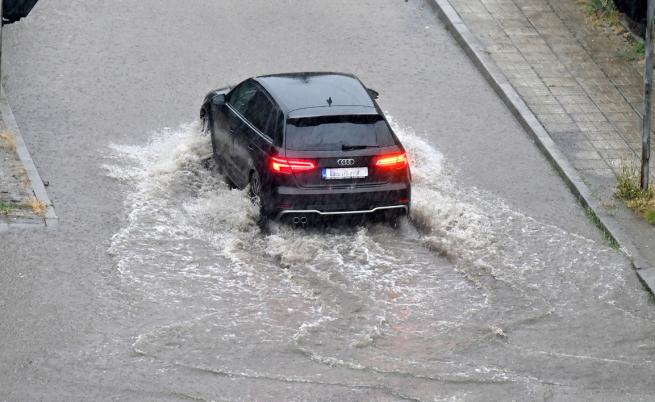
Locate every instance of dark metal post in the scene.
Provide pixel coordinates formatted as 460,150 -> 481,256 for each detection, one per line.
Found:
643,0 -> 654,190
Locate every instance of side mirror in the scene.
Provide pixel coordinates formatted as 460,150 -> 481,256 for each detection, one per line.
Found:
367,88 -> 380,99
211,94 -> 226,106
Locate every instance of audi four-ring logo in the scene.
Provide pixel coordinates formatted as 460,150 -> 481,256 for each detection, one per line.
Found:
337,158 -> 355,166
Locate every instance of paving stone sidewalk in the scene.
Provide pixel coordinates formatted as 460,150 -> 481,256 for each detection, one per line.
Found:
443,0 -> 655,260
0,87 -> 54,229
0,128 -> 43,227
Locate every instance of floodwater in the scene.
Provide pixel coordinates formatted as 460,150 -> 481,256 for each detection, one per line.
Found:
98,119 -> 655,400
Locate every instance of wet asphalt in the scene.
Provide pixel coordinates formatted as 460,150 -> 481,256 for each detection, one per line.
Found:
1,1 -> 654,401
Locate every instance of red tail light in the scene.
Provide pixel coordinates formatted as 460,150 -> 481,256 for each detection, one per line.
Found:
374,153 -> 408,169
269,156 -> 317,174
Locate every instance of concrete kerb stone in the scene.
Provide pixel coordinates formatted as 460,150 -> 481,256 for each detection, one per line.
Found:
427,0 -> 655,294
0,85 -> 57,228
0,219 -> 46,232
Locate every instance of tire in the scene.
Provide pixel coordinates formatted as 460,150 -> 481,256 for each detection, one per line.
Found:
248,170 -> 269,224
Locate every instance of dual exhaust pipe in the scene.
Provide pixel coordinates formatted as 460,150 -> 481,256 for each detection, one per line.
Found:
291,216 -> 308,225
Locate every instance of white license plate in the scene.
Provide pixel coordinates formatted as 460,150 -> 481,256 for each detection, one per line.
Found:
322,167 -> 369,180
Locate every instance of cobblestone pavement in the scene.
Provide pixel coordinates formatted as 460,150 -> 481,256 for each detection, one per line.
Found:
0,94 -> 47,227
0,121 -> 38,222
446,0 -> 655,258
449,0 -> 655,178
0,125 -> 29,202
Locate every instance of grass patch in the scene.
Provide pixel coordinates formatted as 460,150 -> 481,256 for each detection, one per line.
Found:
0,198 -> 47,216
647,210 -> 655,224
585,0 -> 620,25
615,165 -> 655,224
622,40 -> 646,61
0,201 -> 22,215
0,130 -> 16,151
581,0 -> 645,62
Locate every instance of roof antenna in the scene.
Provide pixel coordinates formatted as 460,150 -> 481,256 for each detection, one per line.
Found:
327,97 -> 332,107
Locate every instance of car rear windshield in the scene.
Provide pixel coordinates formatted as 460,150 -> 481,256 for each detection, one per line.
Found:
285,115 -> 396,151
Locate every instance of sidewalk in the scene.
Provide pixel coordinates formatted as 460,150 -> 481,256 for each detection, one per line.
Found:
0,86 -> 56,230
428,0 -> 655,283
447,0 -> 651,178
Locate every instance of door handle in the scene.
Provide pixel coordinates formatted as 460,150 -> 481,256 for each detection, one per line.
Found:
247,144 -> 255,151
228,127 -> 236,134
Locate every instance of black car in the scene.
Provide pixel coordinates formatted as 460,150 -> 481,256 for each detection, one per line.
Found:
200,72 -> 411,223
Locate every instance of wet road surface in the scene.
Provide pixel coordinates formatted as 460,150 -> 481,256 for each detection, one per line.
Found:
2,1 -> 655,400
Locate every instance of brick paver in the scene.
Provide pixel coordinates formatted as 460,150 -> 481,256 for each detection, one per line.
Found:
449,0 -> 655,180
0,118 -> 39,220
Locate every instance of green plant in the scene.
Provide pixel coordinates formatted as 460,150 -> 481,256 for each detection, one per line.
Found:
615,165 -> 655,225
0,201 -> 21,215
622,41 -> 646,62
646,210 -> 655,225
616,165 -> 642,199
586,0 -> 617,16
585,0 -> 620,26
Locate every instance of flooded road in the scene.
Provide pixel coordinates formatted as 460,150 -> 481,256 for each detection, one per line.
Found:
2,0 -> 655,400
92,120 -> 655,400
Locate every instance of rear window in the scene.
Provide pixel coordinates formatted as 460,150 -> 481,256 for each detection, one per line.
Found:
285,115 -> 396,151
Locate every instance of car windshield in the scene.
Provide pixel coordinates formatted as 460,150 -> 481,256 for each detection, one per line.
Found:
285,114 -> 396,151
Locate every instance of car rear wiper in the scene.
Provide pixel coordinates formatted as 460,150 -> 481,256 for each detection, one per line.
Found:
341,144 -> 377,151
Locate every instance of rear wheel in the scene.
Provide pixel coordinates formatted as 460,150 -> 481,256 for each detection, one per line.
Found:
248,170 -> 269,224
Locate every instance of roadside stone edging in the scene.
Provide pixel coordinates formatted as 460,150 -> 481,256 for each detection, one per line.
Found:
427,0 -> 655,293
0,85 -> 57,229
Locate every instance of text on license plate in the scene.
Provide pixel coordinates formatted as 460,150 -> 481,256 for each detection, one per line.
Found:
322,167 -> 369,180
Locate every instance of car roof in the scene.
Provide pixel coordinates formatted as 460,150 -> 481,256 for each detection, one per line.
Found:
254,72 -> 377,118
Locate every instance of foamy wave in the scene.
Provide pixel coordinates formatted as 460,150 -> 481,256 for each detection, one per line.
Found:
103,118 -> 642,395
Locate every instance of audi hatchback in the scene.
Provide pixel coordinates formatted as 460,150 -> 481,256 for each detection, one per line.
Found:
200,72 -> 411,223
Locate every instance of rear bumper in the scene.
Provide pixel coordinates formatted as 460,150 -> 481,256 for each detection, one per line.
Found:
276,204 -> 408,219
266,182 -> 411,219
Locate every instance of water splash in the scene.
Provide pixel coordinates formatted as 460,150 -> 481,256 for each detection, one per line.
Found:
103,119 -> 655,399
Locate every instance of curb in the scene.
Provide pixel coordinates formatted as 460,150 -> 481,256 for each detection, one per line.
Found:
427,0 -> 655,293
0,85 -> 57,228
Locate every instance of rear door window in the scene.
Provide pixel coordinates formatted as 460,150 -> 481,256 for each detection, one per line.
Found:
242,87 -> 276,137
285,115 -> 396,151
